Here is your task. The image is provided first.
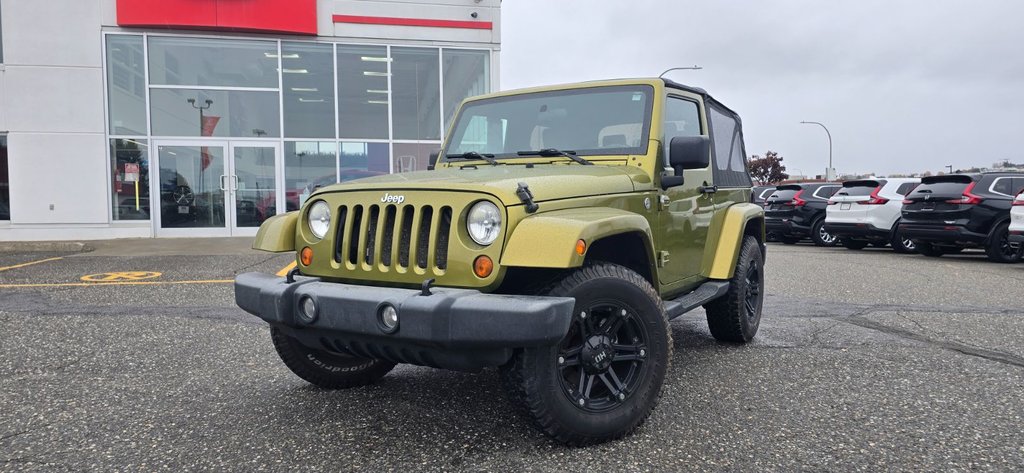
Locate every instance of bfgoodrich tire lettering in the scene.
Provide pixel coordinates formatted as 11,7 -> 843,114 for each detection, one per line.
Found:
704,236 -> 764,343
270,328 -> 396,389
499,263 -> 670,446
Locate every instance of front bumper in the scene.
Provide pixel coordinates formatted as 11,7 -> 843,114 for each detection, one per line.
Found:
823,222 -> 890,241
896,223 -> 988,246
235,272 -> 575,372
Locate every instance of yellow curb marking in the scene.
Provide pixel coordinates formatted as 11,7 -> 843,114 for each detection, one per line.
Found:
0,257 -> 64,272
0,279 -> 233,289
81,271 -> 162,282
276,261 -> 298,277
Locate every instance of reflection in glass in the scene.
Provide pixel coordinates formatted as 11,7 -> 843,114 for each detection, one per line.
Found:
158,145 -> 225,228
282,42 -> 335,138
392,47 -> 441,140
148,37 -> 278,88
150,89 -> 280,137
393,143 -> 436,173
0,136 -> 9,220
106,35 -> 148,135
110,139 -> 150,220
284,141 -> 336,211
234,146 -> 277,227
340,142 -> 390,181
442,49 -> 489,133
338,45 -> 389,139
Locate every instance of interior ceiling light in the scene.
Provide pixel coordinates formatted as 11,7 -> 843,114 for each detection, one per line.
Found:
265,53 -> 301,59
367,100 -> 389,105
360,56 -> 392,62
281,68 -> 309,74
299,98 -> 325,103
290,87 -> 319,92
362,71 -> 390,77
366,89 -> 389,94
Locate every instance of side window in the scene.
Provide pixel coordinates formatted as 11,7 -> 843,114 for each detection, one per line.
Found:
663,97 -> 701,144
990,177 -> 1013,196
895,182 -> 917,196
814,186 -> 840,199
707,103 -> 752,187
729,132 -> 745,173
1013,177 -> 1024,196
708,106 -> 736,171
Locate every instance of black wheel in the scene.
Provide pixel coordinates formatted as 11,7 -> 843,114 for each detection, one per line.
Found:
841,239 -> 869,250
811,219 -> 839,247
499,263 -> 670,446
986,223 -> 1024,263
704,236 -> 764,343
270,328 -> 396,389
916,242 -> 945,258
780,237 -> 800,245
890,230 -> 916,254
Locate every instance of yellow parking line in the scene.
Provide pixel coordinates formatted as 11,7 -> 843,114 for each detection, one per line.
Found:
276,261 -> 297,277
0,256 -> 64,273
0,279 -> 233,289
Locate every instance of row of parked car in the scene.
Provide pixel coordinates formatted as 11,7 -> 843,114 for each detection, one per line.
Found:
753,172 -> 1024,263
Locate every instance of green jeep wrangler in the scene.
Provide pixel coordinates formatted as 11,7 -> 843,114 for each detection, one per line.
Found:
235,78 -> 766,445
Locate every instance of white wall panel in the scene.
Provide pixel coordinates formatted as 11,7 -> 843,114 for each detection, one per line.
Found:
4,66 -> 105,134
329,0 -> 499,44
1,0 -> 103,67
7,133 -> 108,224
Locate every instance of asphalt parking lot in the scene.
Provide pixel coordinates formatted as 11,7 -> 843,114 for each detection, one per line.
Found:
1,240 -> 1023,471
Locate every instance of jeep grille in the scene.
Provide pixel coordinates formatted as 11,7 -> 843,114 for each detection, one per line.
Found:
334,204 -> 453,272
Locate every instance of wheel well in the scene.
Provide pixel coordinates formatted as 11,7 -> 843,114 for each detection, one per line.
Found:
743,216 -> 764,245
584,232 -> 655,285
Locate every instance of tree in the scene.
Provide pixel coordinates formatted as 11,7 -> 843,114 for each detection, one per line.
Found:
747,151 -> 789,184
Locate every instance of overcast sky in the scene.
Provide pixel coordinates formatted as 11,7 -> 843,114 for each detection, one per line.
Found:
500,1 -> 1024,177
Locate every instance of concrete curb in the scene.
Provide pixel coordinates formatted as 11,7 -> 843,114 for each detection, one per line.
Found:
0,241 -> 94,253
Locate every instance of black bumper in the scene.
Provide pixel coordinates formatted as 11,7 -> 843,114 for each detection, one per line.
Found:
896,223 -> 988,246
235,272 -> 575,372
823,222 -> 890,240
765,218 -> 810,237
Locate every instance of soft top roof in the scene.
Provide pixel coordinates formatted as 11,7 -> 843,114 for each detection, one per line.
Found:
662,78 -> 741,124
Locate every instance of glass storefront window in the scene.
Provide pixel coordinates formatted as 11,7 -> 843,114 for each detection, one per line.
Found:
337,45 -> 389,139
393,143 -> 437,173
110,139 -> 150,221
340,142 -> 390,181
284,141 -> 336,210
148,37 -> 278,88
282,42 -> 335,138
392,47 -> 441,140
442,49 -> 489,133
0,136 -> 8,220
106,35 -> 148,136
150,88 -> 280,137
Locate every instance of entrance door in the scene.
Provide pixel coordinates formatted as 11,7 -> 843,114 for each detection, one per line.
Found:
153,140 -> 280,237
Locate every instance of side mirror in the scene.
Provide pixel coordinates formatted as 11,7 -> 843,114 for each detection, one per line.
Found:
669,135 -> 710,169
427,150 -> 440,170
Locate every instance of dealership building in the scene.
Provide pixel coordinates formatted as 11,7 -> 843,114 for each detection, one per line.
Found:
0,0 -> 499,240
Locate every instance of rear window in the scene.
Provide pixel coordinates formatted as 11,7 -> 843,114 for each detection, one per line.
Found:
834,185 -> 877,197
895,182 -> 918,196
768,189 -> 798,201
910,181 -> 969,196
758,188 -> 775,200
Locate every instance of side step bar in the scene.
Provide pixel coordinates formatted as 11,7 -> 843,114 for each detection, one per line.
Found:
663,281 -> 730,320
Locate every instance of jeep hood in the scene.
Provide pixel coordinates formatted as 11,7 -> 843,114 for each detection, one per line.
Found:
313,165 -> 652,205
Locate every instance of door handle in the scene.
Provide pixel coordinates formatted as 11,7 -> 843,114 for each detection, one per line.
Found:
700,184 -> 718,195
219,175 -> 228,191
230,175 -> 239,191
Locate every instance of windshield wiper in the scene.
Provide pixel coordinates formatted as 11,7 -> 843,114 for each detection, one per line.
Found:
516,148 -> 592,165
446,151 -> 499,166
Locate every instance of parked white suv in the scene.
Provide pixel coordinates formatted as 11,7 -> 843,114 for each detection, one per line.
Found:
1010,190 -> 1024,248
824,178 -> 920,252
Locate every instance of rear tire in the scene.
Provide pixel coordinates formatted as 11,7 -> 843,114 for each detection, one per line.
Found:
270,328 -> 396,389
916,243 -> 944,258
704,236 -> 764,343
890,231 -> 916,254
986,222 -> 1024,263
841,239 -> 869,250
811,219 -> 839,247
499,263 -> 670,446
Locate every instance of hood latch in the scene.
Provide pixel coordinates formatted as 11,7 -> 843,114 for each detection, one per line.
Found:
516,182 -> 540,213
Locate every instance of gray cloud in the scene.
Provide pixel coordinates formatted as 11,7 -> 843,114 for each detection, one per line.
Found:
501,1 -> 1024,176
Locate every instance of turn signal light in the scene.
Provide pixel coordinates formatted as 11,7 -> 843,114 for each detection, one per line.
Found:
300,247 -> 313,266
575,239 -> 587,256
792,190 -> 807,207
473,255 -> 494,278
945,182 -> 983,205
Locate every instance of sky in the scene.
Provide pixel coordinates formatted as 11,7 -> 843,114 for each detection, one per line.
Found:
499,1 -> 1024,177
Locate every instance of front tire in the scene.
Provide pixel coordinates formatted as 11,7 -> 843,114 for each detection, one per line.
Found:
811,219 -> 839,247
986,222 -> 1024,263
704,236 -> 765,343
499,263 -> 670,446
270,328 -> 396,389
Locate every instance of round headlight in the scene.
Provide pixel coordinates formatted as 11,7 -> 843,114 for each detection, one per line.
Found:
307,201 -> 331,240
467,201 -> 502,246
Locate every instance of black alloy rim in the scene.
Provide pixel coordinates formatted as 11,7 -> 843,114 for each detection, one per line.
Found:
999,231 -> 1021,258
745,261 -> 762,317
556,302 -> 649,413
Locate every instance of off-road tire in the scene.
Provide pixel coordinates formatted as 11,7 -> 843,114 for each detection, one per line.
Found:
985,222 -> 1024,264
916,242 -> 945,258
499,263 -> 671,446
841,239 -> 869,250
811,218 -> 839,247
890,229 -> 916,254
270,328 -> 396,389
704,236 -> 764,343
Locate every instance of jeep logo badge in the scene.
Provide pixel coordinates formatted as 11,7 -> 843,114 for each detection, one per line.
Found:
381,193 -> 405,204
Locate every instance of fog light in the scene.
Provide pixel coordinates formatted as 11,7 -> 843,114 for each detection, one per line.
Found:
298,296 -> 317,322
379,304 -> 399,333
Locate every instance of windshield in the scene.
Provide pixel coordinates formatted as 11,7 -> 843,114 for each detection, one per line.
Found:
444,85 -> 654,160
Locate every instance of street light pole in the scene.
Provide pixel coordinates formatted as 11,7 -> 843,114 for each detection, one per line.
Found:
658,65 -> 703,78
800,121 -> 832,180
